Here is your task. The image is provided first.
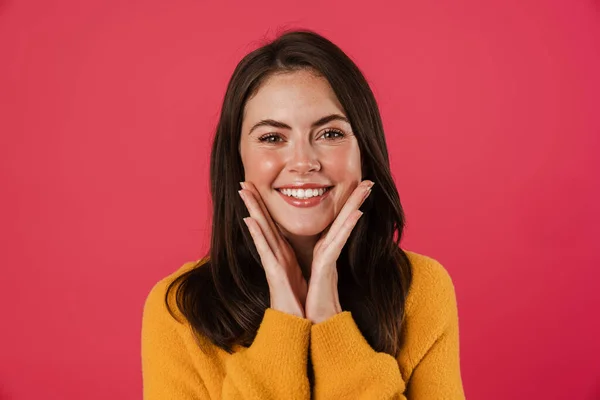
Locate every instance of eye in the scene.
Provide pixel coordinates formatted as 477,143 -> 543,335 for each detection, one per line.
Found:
258,133 -> 284,143
321,128 -> 345,140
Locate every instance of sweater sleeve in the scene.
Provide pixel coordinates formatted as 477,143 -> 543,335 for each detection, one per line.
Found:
141,267 -> 313,400
222,308 -> 312,399
310,260 -> 465,399
310,311 -> 407,400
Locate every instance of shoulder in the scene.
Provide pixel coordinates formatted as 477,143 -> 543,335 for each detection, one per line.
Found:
142,258 -> 208,327
402,249 -> 458,330
141,258 -> 215,380
397,250 -> 459,367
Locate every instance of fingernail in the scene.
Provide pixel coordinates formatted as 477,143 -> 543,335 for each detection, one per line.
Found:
238,190 -> 245,200
362,188 -> 371,201
359,194 -> 368,208
240,182 -> 247,189
367,181 -> 375,189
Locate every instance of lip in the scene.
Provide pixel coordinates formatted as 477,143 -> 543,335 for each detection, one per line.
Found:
275,183 -> 331,190
276,186 -> 333,208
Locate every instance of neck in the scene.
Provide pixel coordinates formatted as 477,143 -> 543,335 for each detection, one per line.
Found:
285,233 -> 319,280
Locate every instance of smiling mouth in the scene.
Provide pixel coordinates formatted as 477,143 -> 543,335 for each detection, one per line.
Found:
276,186 -> 332,200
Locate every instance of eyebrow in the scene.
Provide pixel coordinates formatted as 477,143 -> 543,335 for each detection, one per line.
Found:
248,114 -> 350,135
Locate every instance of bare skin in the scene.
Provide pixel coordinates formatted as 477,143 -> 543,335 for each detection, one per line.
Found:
238,69 -> 371,323
240,180 -> 373,323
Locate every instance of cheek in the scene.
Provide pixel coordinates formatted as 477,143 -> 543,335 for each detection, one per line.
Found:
241,149 -> 282,183
320,145 -> 362,212
320,145 -> 362,181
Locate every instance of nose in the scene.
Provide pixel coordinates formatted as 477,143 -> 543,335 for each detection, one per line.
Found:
287,140 -> 321,174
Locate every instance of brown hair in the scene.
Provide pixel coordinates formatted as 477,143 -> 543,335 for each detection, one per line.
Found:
166,29 -> 413,357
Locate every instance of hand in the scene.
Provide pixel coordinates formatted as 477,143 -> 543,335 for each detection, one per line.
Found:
304,180 -> 374,323
239,182 -> 308,318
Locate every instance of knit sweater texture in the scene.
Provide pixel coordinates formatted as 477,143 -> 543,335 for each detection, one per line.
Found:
141,250 -> 465,399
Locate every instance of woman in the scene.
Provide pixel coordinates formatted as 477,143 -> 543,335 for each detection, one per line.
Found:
142,29 -> 465,399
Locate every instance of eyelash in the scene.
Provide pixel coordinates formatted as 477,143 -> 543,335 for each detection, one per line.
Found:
258,128 -> 345,143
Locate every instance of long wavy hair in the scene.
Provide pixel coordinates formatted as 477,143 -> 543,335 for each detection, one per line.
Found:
166,29 -> 413,357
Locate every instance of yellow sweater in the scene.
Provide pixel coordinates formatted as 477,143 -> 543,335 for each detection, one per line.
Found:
141,250 -> 465,399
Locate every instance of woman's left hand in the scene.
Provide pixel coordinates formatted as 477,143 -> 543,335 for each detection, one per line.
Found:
304,180 -> 374,323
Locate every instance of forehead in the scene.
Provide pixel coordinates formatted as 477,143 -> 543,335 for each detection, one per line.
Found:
242,70 -> 346,129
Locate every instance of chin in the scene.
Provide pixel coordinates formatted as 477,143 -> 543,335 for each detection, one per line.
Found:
277,218 -> 331,238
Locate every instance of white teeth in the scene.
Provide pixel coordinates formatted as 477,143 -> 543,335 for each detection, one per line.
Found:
279,187 -> 329,200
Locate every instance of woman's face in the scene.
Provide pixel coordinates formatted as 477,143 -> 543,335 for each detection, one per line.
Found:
239,69 -> 362,239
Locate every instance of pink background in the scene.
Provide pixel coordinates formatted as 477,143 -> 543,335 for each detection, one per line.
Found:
1,0 -> 599,399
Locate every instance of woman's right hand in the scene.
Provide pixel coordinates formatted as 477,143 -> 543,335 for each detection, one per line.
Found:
239,181 -> 308,318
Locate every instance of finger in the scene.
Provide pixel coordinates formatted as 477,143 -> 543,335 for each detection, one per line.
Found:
320,210 -> 364,262
243,217 -> 279,273
241,182 -> 283,244
239,188 -> 281,255
323,180 -> 373,246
